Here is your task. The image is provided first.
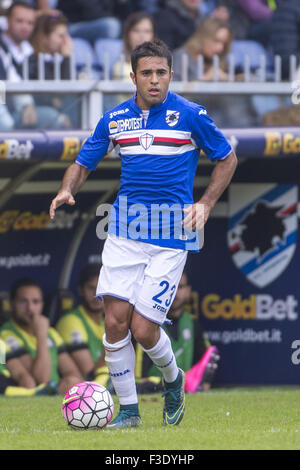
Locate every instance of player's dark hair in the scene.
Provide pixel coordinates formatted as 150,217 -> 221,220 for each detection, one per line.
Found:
131,38 -> 172,75
6,1 -> 37,17
10,278 -> 42,300
79,263 -> 101,287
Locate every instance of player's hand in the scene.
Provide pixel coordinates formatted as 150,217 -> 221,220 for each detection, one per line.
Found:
182,201 -> 212,231
49,190 -> 75,219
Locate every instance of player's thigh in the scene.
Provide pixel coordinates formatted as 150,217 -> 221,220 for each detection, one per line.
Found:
103,295 -> 134,343
97,234 -> 147,305
135,246 -> 188,326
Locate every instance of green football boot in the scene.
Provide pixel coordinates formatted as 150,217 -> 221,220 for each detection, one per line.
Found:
162,368 -> 185,425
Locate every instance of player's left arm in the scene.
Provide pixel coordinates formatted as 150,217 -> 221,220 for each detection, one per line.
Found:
184,107 -> 238,230
183,151 -> 237,230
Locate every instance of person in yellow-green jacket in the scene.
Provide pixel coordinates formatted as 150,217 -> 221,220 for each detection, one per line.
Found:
0,344 -> 57,397
55,264 -> 110,388
0,278 -> 83,396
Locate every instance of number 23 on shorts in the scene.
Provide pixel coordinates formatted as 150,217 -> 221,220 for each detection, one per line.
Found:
152,280 -> 176,308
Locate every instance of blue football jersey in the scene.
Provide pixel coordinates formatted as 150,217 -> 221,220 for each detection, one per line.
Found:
76,91 -> 232,251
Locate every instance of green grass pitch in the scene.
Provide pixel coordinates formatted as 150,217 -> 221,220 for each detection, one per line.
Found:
0,387 -> 299,450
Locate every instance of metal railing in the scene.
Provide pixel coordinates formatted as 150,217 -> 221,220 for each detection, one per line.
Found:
2,51 -> 298,129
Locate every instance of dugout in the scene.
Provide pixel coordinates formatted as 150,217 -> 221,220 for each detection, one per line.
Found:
0,127 -> 299,386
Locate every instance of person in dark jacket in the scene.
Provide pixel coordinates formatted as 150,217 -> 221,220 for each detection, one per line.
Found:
154,0 -> 204,51
56,0 -> 121,44
270,0 -> 300,80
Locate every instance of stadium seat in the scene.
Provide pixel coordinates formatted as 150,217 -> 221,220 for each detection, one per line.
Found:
72,38 -> 100,76
94,38 -> 123,79
228,40 -> 273,73
0,291 -> 10,326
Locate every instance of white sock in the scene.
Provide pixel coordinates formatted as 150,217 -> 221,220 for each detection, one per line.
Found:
103,331 -> 138,406
140,328 -> 179,383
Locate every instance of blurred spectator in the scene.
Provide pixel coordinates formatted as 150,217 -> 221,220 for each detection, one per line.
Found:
214,0 -> 251,40
28,13 -> 75,127
0,1 -> 36,81
29,12 -> 71,79
135,271 -> 220,393
172,16 -> 232,81
154,0 -> 204,51
172,17 -> 257,127
112,0 -> 137,22
236,0 -> 275,47
237,0 -> 274,22
113,11 -> 155,80
0,278 -> 82,395
136,0 -> 162,15
56,0 -> 121,45
55,264 -> 110,388
270,0 -> 300,80
0,353 -> 58,396
0,1 -> 69,129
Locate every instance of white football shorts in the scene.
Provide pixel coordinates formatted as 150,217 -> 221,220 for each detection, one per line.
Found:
96,234 -> 187,325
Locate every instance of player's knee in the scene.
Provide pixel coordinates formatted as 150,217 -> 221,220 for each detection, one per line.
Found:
132,322 -> 160,350
105,314 -> 128,341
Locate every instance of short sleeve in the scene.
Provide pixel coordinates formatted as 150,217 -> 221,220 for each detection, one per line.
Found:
76,115 -> 111,171
0,329 -> 27,360
48,327 -> 64,348
190,106 -> 232,162
56,315 -> 88,349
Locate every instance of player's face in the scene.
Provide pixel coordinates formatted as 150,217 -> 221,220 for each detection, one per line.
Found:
130,56 -> 173,110
7,6 -> 36,44
128,18 -> 154,52
80,276 -> 104,315
169,274 -> 191,315
11,286 -> 44,326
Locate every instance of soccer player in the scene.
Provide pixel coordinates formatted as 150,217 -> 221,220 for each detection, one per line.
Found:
49,39 -> 237,428
56,263 -> 110,387
0,278 -> 82,395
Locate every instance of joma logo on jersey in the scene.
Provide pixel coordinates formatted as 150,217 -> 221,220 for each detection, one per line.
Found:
109,117 -> 143,134
109,108 -> 129,119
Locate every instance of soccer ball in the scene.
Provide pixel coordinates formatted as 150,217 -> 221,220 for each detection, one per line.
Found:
62,381 -> 114,430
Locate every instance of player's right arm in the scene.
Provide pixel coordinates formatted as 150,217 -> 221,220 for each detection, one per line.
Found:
49,163 -> 90,220
49,113 -> 111,220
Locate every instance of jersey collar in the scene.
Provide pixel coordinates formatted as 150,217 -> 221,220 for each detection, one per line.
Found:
129,91 -> 171,116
